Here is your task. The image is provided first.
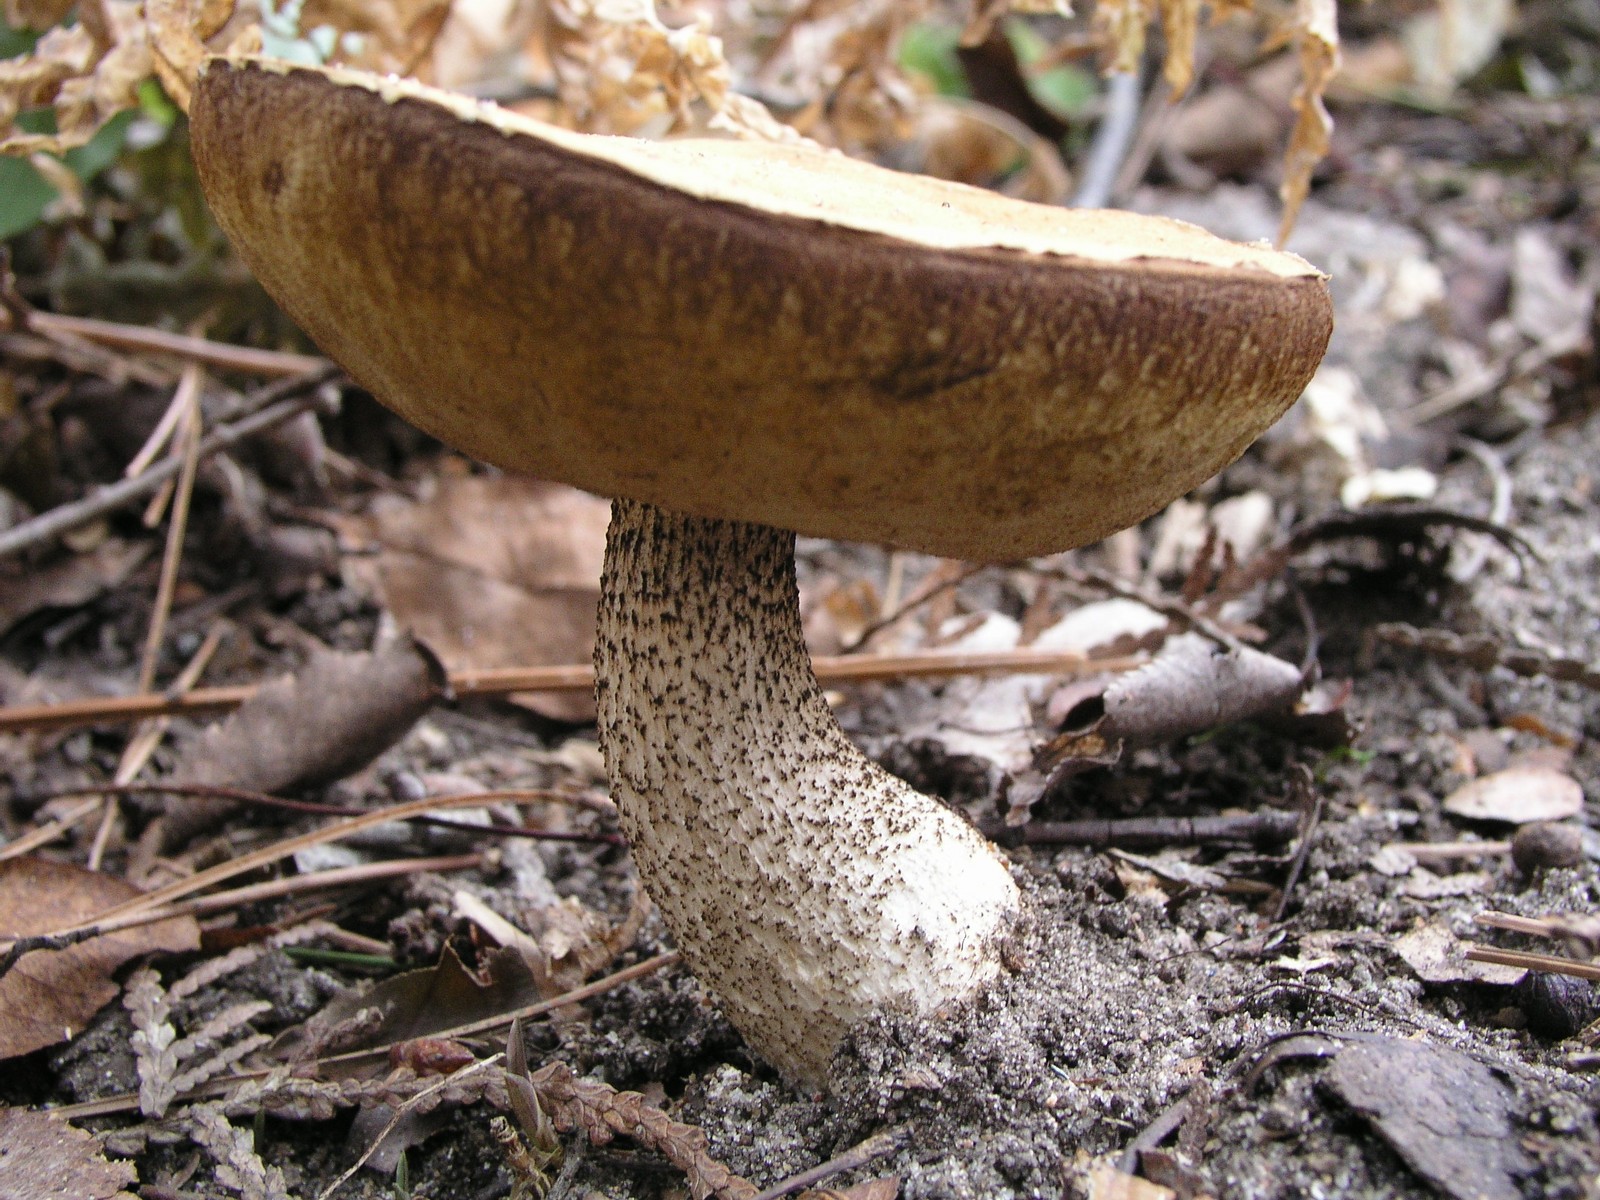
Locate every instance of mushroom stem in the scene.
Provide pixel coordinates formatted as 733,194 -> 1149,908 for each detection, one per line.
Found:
595,498 -> 1022,1084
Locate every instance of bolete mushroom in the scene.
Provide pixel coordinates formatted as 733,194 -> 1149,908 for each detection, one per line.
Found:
189,58 -> 1333,1084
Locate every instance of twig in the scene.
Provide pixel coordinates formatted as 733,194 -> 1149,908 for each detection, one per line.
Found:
1465,946 -> 1600,982
1073,68 -> 1144,208
837,561 -> 987,654
1400,324 -> 1590,425
0,364 -> 340,560
981,810 -> 1300,850
27,311 -> 329,377
1371,622 -> 1600,692
1031,562 -> 1247,652
1383,840 -> 1511,864
749,1126 -> 908,1200
1448,438 -> 1513,584
136,365 -> 203,693
1272,765 -> 1321,922
0,791 -> 582,956
318,1055 -> 506,1199
0,797 -> 102,863
1117,1088 -> 1193,1175
0,647 -> 1143,735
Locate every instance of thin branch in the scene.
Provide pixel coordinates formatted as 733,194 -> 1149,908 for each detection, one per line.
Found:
28,311 -> 330,377
749,1126 -> 907,1200
1465,946 -> 1600,982
0,791 -> 584,954
0,365 -> 340,561
0,647 -> 1143,735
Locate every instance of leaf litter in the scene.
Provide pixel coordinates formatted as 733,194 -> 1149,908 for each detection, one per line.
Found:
2,0 -> 1599,1197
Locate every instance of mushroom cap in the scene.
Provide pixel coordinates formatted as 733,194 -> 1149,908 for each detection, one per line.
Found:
191,58 -> 1332,561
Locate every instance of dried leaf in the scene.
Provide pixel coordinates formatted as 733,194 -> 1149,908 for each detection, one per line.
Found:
1401,0 -> 1513,98
0,858 -> 199,1059
1,0 -> 153,156
1156,0 -> 1201,94
349,477 -> 608,722
300,0 -> 452,75
271,944 -> 544,1076
153,635 -> 442,850
1056,633 -> 1305,755
0,539 -> 151,636
175,634 -> 442,793
1442,767 -> 1585,825
539,0 -> 734,133
760,0 -> 929,150
960,0 -> 1074,48
1395,919 -> 1524,986
1324,1039 -> 1530,1200
1093,0 -> 1148,76
1087,1162 -> 1176,1200
1278,0 -> 1339,245
0,1107 -> 137,1200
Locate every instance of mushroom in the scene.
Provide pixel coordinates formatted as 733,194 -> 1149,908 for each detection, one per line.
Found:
189,58 -> 1333,1084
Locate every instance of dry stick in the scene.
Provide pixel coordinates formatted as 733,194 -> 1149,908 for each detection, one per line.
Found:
749,1126 -> 908,1200
1465,946 -> 1600,982
46,951 -> 681,1121
0,647 -> 1142,735
1073,67 -> 1144,208
837,561 -> 987,654
87,376 -> 209,870
0,364 -> 340,561
0,797 -> 101,863
0,791 -> 577,955
983,810 -> 1301,850
1272,765 -> 1322,923
29,311 -> 330,378
0,853 -> 488,974
124,363 -> 198,479
29,780 -> 619,821
1385,840 -> 1512,865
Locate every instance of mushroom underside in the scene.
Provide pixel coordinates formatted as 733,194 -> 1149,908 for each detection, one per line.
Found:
594,498 -> 1022,1083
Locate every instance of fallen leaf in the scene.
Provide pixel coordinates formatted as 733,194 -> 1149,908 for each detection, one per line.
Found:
272,943 -> 544,1077
155,635 -> 443,850
1442,767 -> 1585,825
1397,869 -> 1492,899
1401,0 -> 1514,98
0,858 -> 199,1059
1045,634 -> 1305,774
1087,1162 -> 1176,1200
0,539 -> 150,636
1395,919 -> 1523,986
1324,1038 -> 1530,1200
0,1107 -> 137,1199
349,476 -> 608,722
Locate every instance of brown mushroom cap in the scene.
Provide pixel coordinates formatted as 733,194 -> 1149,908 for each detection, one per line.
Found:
191,57 -> 1332,562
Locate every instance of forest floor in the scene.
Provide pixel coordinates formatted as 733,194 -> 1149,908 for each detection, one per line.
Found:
1,6 -> 1598,1199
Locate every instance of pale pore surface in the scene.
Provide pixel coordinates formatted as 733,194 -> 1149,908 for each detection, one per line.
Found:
229,58 -> 1319,278
594,500 -> 1021,1082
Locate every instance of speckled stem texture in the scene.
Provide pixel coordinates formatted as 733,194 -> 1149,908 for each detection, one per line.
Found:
595,499 -> 1021,1083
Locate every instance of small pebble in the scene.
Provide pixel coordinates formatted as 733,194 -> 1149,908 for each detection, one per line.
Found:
1511,822 -> 1585,874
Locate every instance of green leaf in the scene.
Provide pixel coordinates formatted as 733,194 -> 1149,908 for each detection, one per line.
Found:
0,156 -> 57,240
0,15 -> 42,58
64,108 -> 137,180
1004,19 -> 1096,120
900,22 -> 970,98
